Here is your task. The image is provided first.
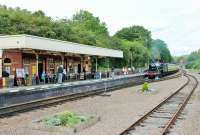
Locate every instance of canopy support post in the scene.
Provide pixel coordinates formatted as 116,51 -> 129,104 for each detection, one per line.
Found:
36,54 -> 39,76
95,56 -> 98,72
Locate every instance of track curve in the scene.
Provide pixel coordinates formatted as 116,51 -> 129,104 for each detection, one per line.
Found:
119,73 -> 198,135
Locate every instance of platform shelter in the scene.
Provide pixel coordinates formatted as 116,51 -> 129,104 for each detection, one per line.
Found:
0,35 -> 123,87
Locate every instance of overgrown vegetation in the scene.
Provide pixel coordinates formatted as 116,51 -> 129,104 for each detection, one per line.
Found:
0,5 -> 172,69
42,111 -> 89,127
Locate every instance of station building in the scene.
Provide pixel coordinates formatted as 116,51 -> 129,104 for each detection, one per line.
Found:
0,35 -> 123,87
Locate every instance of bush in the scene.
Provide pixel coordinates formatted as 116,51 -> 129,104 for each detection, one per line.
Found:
142,82 -> 149,92
43,117 -> 61,127
42,111 -> 89,127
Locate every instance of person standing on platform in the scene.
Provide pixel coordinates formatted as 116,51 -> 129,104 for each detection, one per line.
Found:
41,72 -> 46,84
58,65 -> 63,84
63,69 -> 66,82
83,66 -> 86,80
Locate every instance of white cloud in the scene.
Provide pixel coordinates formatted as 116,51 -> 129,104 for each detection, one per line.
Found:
0,0 -> 200,56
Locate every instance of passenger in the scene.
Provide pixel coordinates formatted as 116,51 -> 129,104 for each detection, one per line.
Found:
83,66 -> 86,80
122,67 -> 125,75
99,71 -> 102,79
63,69 -> 67,82
8,75 -> 14,88
41,72 -> 46,84
45,73 -> 49,84
14,75 -> 18,86
32,74 -> 36,85
25,73 -> 29,86
35,74 -> 40,85
57,65 -> 63,84
111,67 -> 115,78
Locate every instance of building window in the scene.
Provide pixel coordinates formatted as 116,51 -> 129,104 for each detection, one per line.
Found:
48,58 -> 55,74
4,58 -> 11,64
3,58 -> 11,77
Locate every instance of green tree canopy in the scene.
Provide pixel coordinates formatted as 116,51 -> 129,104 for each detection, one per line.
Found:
114,26 -> 152,48
186,49 -> 200,69
69,10 -> 110,47
0,5 -> 172,69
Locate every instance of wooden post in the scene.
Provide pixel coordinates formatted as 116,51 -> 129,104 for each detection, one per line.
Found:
61,55 -> 64,67
107,57 -> 109,71
95,56 -> 98,72
36,54 -> 39,76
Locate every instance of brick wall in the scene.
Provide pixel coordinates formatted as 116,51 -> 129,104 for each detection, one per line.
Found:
3,49 -> 23,75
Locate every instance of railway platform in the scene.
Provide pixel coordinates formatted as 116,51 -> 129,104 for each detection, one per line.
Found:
0,73 -> 143,94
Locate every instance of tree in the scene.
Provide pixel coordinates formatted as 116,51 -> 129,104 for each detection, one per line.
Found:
114,26 -> 152,48
186,49 -> 200,69
0,5 -> 172,69
113,25 -> 152,67
69,10 -> 110,47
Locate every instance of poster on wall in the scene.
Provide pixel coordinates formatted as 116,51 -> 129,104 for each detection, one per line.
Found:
5,66 -> 11,74
32,66 -> 36,75
16,68 -> 25,78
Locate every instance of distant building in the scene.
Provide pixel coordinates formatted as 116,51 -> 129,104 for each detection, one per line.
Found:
0,35 -> 123,87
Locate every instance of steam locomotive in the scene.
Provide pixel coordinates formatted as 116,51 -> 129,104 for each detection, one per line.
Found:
144,61 -> 168,79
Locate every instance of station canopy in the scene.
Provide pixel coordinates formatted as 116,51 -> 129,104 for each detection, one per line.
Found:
0,34 -> 123,58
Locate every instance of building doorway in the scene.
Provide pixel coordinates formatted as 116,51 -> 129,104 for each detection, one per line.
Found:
38,62 -> 43,81
78,64 -> 81,74
3,58 -> 11,77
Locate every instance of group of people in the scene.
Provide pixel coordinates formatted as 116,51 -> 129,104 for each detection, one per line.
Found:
38,65 -> 87,85
39,65 -> 66,84
122,67 -> 129,75
3,65 -> 119,87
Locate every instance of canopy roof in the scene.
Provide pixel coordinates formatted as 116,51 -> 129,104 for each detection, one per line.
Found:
0,34 -> 123,58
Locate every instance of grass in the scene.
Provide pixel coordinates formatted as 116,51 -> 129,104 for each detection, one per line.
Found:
41,111 -> 89,128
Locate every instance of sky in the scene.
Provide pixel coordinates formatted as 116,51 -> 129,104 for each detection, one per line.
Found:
0,0 -> 200,56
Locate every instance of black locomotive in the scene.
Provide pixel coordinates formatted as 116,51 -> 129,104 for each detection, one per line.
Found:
144,60 -> 168,79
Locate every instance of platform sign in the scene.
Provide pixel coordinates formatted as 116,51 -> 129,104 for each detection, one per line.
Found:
16,68 -> 25,78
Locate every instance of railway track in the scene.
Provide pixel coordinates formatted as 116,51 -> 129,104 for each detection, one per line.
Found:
0,71 -> 181,117
119,73 -> 198,135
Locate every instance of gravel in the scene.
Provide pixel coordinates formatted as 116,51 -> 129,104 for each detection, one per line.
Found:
0,76 -> 188,135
